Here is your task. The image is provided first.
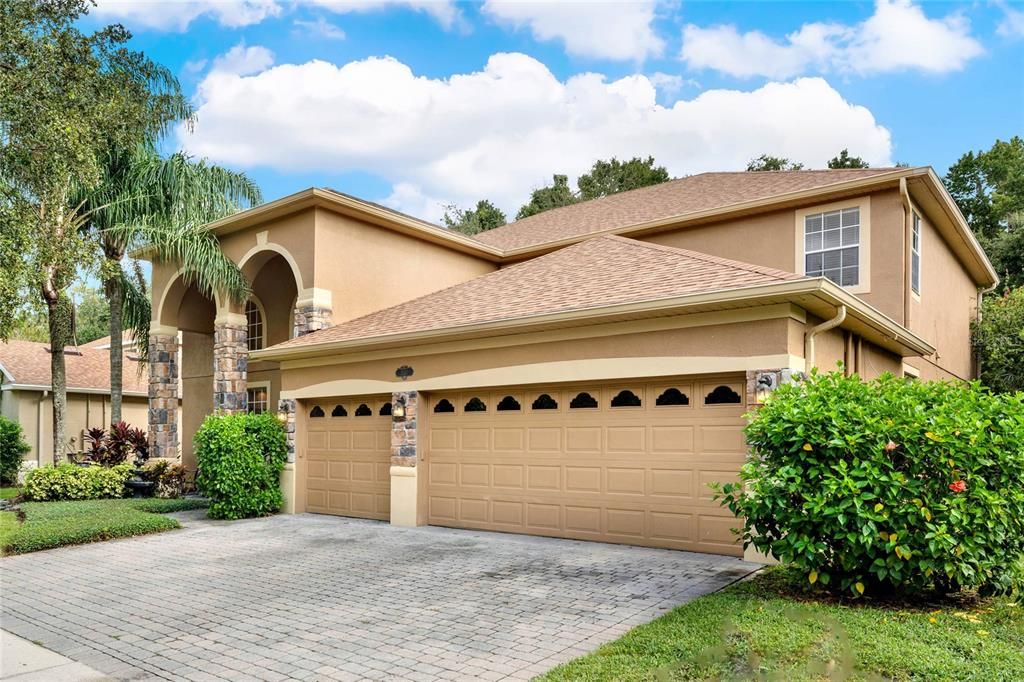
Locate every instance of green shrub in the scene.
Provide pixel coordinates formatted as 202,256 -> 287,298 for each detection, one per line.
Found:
195,412 -> 287,519
0,416 -> 31,485
23,463 -> 133,501
714,371 -> 1024,596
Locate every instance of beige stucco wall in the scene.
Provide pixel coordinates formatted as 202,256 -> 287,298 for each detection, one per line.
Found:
180,331 -> 214,471
2,390 -> 159,471
906,209 -> 978,381
808,324 -> 903,379
313,207 -> 496,323
641,187 -> 976,379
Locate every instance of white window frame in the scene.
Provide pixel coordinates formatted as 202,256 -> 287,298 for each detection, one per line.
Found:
911,211 -> 922,298
245,297 -> 266,352
246,381 -> 271,415
795,197 -> 871,295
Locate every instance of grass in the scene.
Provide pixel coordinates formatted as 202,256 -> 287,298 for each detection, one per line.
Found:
0,497 -> 208,556
0,486 -> 21,500
539,568 -> 1024,682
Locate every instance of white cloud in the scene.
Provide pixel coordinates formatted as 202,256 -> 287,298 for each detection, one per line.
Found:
681,0 -> 984,78
91,0 -> 458,31
179,50 -> 893,219
211,43 -> 275,76
91,0 -> 283,31
482,0 -> 663,62
293,16 -> 347,40
307,0 -> 460,29
647,72 -> 699,97
997,1 -> 1024,38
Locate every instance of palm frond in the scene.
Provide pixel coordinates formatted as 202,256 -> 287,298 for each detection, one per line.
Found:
120,263 -> 152,363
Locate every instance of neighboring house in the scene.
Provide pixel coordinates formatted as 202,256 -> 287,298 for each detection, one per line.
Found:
144,167 -> 997,560
0,336 -> 168,471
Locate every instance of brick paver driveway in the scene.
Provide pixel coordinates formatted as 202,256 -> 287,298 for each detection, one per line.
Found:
1,512 -> 757,681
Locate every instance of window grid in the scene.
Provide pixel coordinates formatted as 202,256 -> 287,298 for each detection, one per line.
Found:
247,386 -> 268,414
245,300 -> 264,351
805,207 -> 860,287
911,212 -> 921,295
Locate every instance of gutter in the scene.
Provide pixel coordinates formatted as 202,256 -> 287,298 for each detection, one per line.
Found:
0,383 -> 148,398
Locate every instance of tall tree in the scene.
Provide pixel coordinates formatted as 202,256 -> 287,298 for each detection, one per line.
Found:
80,147 -> 260,423
945,137 -> 1024,291
442,199 -> 506,236
1,0 -> 189,461
576,156 -> 670,201
70,283 -> 110,345
516,174 -> 578,220
828,149 -> 870,169
746,155 -> 805,172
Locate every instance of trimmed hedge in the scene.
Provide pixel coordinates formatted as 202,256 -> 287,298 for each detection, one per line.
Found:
195,412 -> 287,519
714,371 -> 1024,596
23,463 -> 134,501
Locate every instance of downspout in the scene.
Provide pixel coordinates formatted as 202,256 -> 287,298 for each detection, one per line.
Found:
805,305 -> 847,370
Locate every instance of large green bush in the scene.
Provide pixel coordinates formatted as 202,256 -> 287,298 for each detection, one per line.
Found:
0,416 -> 31,485
24,463 -> 133,501
714,371 -> 1024,596
972,287 -> 1024,394
195,412 -> 287,519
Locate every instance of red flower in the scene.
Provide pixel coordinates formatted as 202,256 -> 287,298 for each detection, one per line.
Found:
949,480 -> 967,493
884,440 -> 898,453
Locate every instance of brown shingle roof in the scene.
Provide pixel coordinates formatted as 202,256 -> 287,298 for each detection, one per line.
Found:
0,339 -> 148,395
265,235 -> 802,351
474,169 -> 904,251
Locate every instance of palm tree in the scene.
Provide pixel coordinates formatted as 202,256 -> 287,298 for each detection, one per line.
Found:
78,146 -> 261,423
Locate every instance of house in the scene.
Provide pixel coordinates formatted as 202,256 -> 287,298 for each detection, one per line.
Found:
0,336 -> 164,470
144,167 -> 997,560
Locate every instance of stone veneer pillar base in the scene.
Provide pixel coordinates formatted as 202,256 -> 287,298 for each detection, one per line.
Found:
148,331 -> 179,460
389,390 -> 422,527
213,319 -> 247,413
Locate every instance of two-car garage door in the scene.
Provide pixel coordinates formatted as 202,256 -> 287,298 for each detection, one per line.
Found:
425,376 -> 748,556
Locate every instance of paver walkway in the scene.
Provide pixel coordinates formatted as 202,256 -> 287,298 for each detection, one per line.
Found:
1,511 -> 757,681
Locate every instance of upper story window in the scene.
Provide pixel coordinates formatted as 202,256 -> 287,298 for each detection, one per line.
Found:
911,212 -> 921,295
246,299 -> 264,351
804,207 -> 860,287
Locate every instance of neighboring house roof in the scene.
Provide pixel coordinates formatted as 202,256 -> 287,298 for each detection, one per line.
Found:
259,235 -> 804,354
0,339 -> 148,396
474,169 -> 904,251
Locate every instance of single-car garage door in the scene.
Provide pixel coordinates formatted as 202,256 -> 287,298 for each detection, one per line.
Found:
304,395 -> 393,520
426,376 -> 747,555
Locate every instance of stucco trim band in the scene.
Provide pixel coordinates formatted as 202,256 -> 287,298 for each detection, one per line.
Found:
280,354 -> 805,399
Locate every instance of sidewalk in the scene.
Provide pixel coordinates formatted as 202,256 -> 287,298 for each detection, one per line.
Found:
1,630 -> 110,681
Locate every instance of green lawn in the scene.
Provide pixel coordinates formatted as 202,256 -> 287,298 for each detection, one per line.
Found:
539,568 -> 1024,682
0,486 -> 21,500
0,497 -> 208,556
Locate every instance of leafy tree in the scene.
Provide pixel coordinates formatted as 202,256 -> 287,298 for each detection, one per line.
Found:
516,174 -> 578,220
827,149 -> 870,169
0,0 -> 190,461
81,147 -> 259,422
746,155 -> 805,172
944,137 -> 1024,290
576,156 -> 670,201
71,283 -> 110,345
972,287 -> 1024,394
442,199 -> 506,236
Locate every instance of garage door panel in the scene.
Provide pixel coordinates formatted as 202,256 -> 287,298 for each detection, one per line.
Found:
427,376 -> 746,555
304,395 -> 391,521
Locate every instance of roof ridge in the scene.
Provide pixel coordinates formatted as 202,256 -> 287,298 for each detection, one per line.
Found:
601,235 -> 797,281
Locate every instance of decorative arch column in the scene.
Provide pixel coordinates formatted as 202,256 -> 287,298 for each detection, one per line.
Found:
148,323 -> 179,459
213,306 -> 248,413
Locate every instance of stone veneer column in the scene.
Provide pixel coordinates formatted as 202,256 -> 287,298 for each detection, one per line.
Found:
292,287 -> 333,338
389,391 -> 421,527
277,398 -> 297,462
213,313 -> 248,413
148,328 -> 179,459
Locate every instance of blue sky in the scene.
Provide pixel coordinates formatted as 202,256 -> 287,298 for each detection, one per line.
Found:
85,0 -> 1024,222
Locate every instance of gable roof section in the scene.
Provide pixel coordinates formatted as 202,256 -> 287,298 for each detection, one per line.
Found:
261,235 -> 801,354
475,168 -> 903,251
0,340 -> 148,396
